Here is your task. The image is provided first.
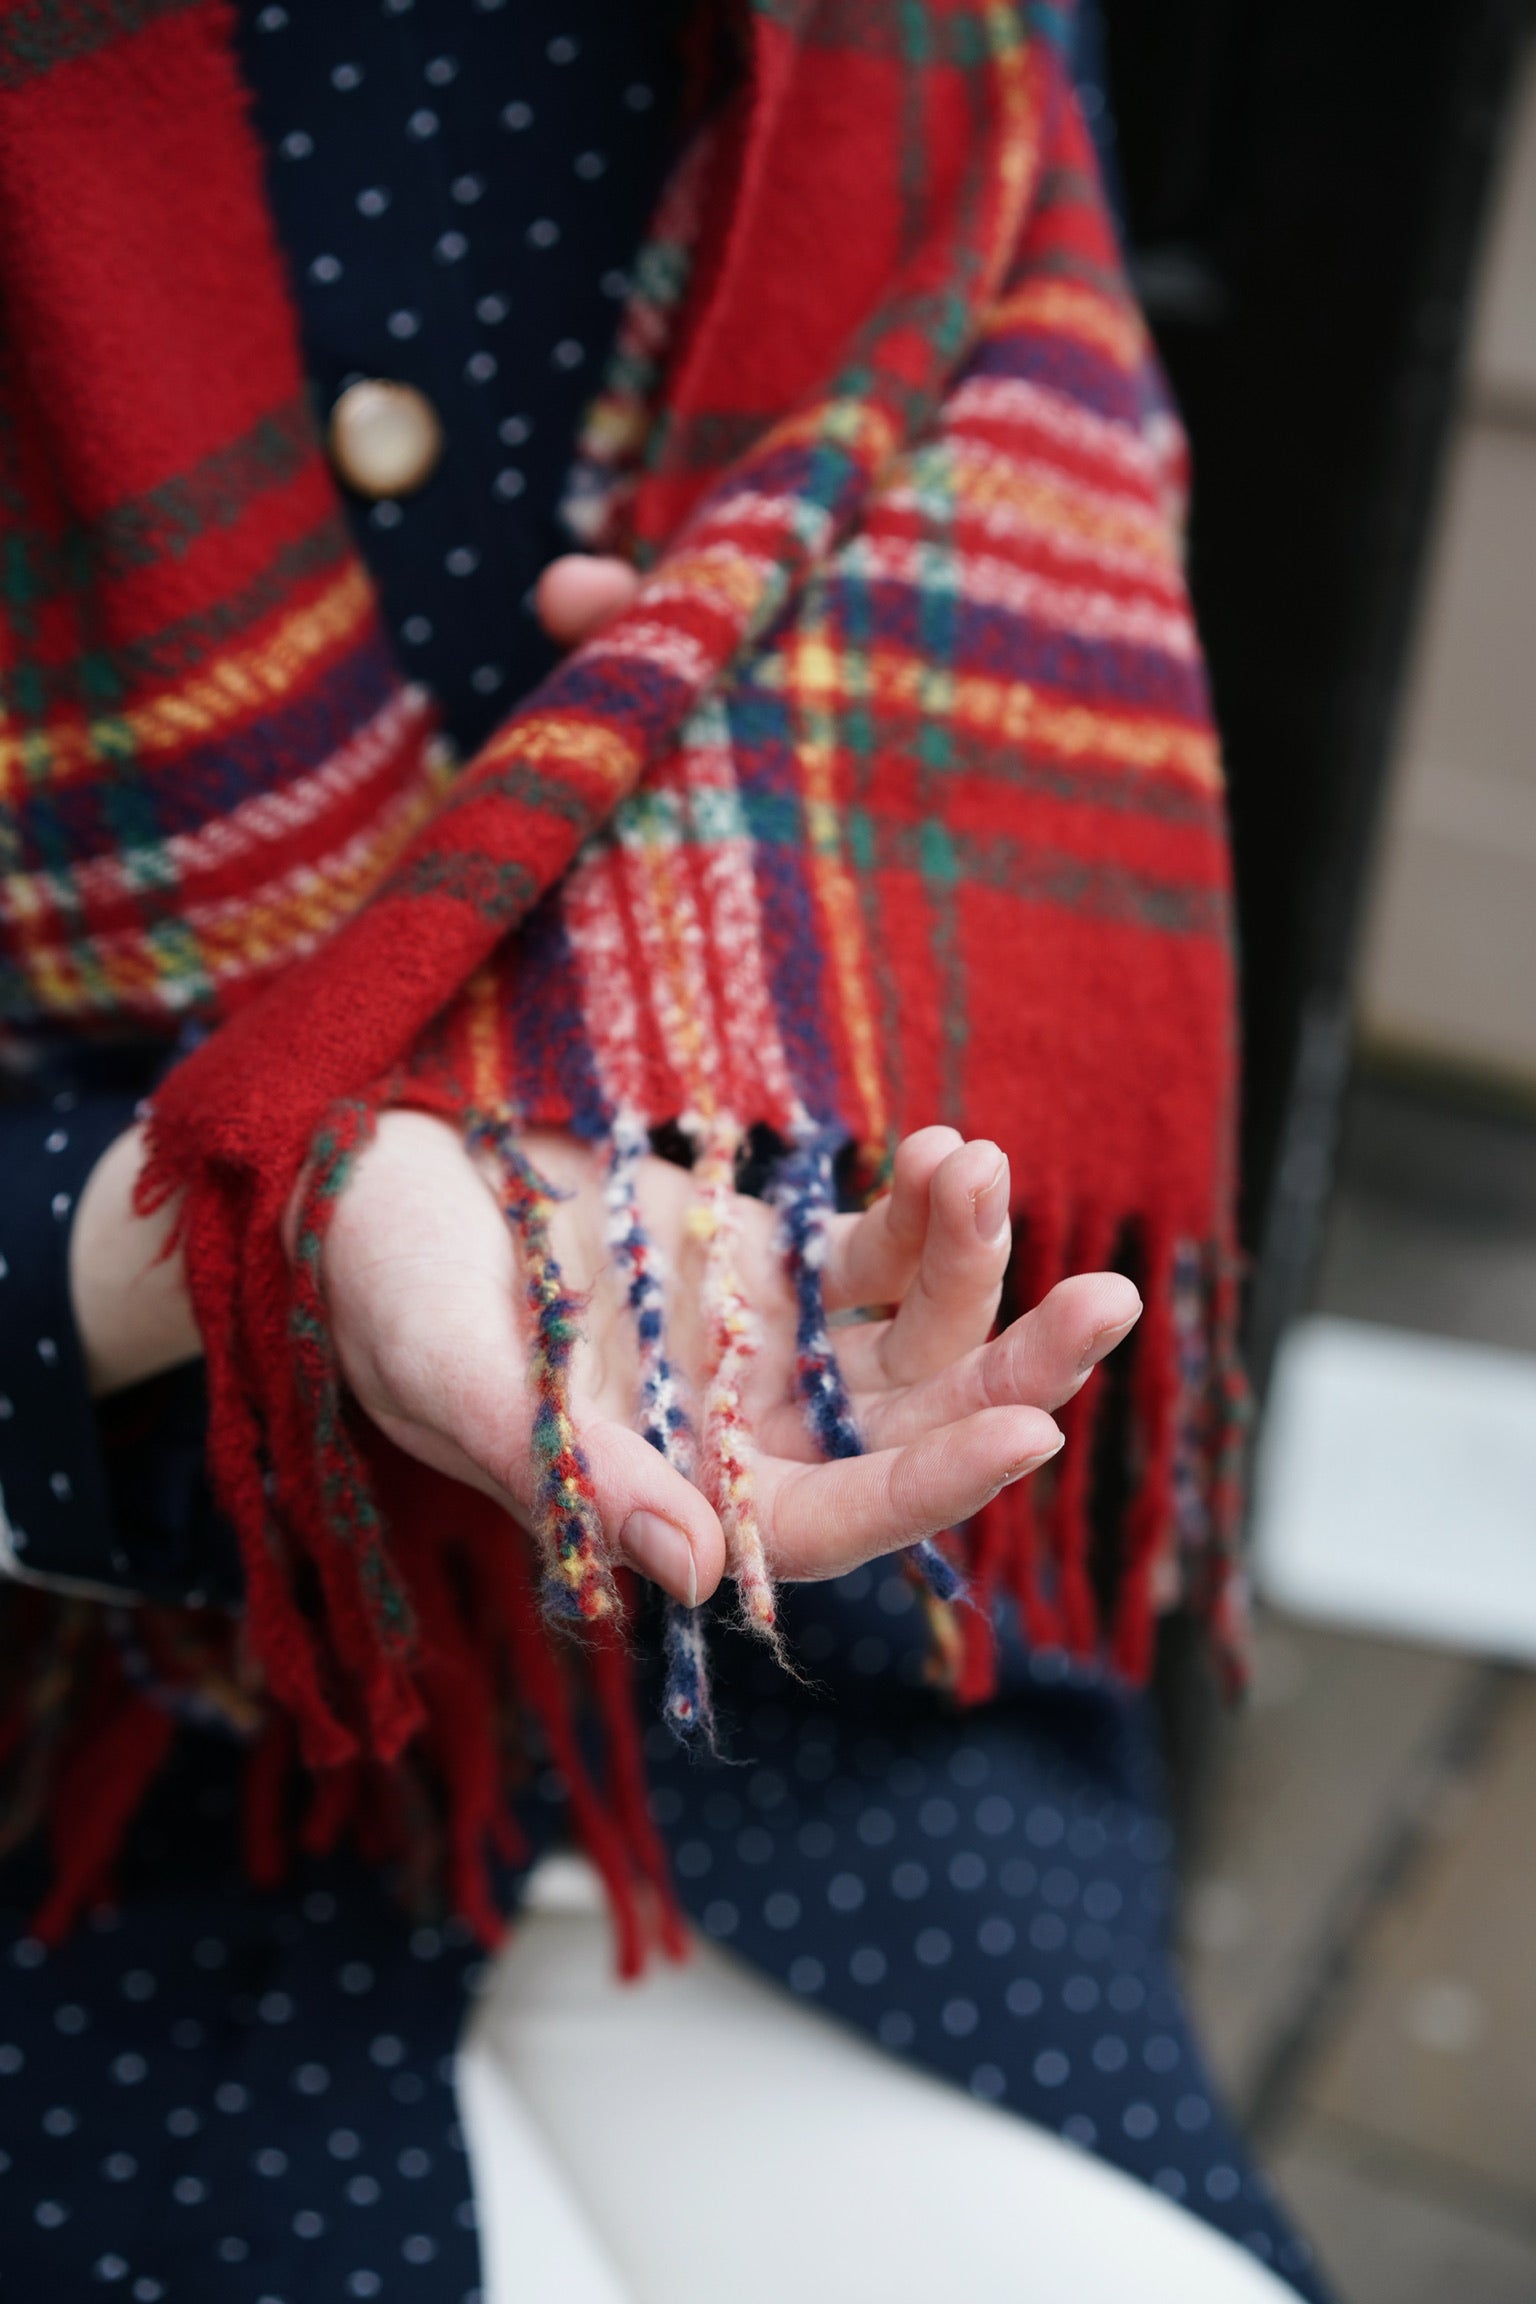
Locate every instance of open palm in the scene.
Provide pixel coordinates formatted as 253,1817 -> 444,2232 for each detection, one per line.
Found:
319,1110 -> 1140,1608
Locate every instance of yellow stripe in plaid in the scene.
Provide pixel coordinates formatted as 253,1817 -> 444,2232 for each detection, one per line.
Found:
466,961 -> 510,1116
0,564 -> 377,794
10,752 -> 439,1019
787,616 -> 891,1156
933,441 -> 1177,565
989,277 -> 1149,373
765,637 -> 1223,792
472,712 -> 641,791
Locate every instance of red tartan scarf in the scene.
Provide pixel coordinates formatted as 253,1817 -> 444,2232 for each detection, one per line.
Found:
0,0 -> 1247,1948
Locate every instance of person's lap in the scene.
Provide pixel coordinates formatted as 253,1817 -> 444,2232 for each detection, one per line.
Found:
467,1852 -> 1306,2304
638,1577 -> 1330,2300
0,1647 -> 1329,2304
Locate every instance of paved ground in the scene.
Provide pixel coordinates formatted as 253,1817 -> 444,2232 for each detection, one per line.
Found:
1177,1072 -> 1536,2304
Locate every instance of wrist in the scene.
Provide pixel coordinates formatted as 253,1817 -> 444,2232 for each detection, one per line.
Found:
68,1122 -> 201,1395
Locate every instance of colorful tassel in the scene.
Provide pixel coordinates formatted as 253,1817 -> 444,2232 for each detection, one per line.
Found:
690,1112 -> 781,1654
471,1117 -> 619,1628
603,1106 -> 692,1467
600,1106 -> 715,1740
661,1601 -> 713,1736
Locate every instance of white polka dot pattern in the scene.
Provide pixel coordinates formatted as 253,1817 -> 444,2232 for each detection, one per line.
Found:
1,1781 -> 484,2299
234,0 -> 683,758
634,1611 -> 1325,2297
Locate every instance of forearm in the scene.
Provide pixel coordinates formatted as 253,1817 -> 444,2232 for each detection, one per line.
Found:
0,1088 -> 177,1591
68,1121 -> 200,1396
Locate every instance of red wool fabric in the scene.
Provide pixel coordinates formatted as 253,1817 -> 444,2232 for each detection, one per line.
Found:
0,0 -> 1248,1947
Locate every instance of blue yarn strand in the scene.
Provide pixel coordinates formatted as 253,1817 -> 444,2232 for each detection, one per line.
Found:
601,1114 -> 716,1744
771,1129 -> 967,1608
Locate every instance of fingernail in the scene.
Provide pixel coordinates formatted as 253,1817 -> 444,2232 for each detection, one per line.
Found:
1077,1311 -> 1140,1377
973,1161 -> 1010,1246
620,1510 -> 698,1607
1002,1430 -> 1065,1484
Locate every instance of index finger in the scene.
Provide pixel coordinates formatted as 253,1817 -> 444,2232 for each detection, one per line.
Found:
757,1405 -> 1063,1583
820,1125 -> 962,1311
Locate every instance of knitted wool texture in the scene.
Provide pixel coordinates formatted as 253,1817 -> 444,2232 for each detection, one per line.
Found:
0,0 -> 1249,1946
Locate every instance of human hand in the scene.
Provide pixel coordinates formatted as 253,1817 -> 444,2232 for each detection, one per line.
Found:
70,1122 -> 201,1395
317,1108 -> 1141,1608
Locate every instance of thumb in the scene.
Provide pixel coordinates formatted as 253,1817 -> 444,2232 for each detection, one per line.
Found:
569,1420 -> 728,1608
534,553 -> 641,647
384,1372 -> 728,1613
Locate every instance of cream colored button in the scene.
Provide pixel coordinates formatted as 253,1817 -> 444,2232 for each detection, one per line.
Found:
327,379 -> 443,499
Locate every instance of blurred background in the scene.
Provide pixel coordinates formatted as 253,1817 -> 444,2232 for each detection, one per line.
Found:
1085,2 -> 1536,2296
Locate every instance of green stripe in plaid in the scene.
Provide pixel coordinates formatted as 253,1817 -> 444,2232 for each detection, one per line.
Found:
8,514 -> 352,722
798,0 -> 1009,68
431,762 -> 614,832
382,854 -> 539,921
916,731 -> 1227,829
3,397 -> 317,606
849,808 -> 1235,939
0,0 -> 198,88
603,776 -> 1225,940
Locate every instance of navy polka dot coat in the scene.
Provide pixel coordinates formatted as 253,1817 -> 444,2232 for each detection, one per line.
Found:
0,7 -> 1329,2299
